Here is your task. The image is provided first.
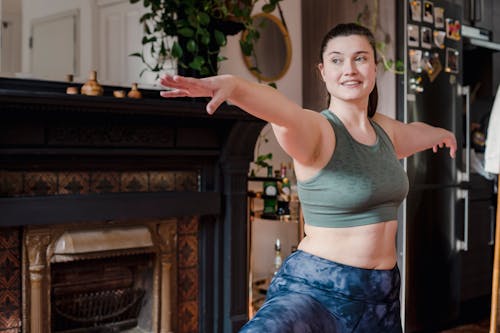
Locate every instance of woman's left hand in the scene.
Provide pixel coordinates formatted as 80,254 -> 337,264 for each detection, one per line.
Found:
432,130 -> 457,158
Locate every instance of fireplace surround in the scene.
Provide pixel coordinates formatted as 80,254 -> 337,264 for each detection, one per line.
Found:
0,77 -> 264,333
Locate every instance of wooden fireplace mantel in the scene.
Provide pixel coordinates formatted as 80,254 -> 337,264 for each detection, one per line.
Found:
0,77 -> 265,333
0,77 -> 263,226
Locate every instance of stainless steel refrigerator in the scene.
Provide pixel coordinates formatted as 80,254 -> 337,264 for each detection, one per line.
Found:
398,1 -> 467,332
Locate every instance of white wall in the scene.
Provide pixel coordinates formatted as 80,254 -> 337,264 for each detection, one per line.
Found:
219,0 -> 302,106
220,0 -> 301,176
376,0 -> 397,119
21,0 -> 93,81
20,0 -> 147,85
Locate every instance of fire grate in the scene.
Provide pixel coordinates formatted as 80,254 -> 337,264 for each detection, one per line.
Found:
52,287 -> 145,333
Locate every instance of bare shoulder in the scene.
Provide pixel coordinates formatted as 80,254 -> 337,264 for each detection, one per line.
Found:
372,113 -> 406,142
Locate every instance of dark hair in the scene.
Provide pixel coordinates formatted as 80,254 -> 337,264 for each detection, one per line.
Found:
319,23 -> 378,118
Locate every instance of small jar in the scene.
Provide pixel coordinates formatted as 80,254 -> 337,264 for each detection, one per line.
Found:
113,90 -> 126,98
127,83 -> 142,99
81,70 -> 103,96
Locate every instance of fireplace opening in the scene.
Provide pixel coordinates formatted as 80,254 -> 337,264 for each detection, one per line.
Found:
50,254 -> 155,333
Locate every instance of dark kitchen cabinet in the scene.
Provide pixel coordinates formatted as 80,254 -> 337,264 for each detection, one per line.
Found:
459,174 -> 496,302
462,0 -> 493,32
449,0 -> 500,42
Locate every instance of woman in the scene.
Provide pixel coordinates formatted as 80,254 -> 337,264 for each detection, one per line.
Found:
160,23 -> 456,333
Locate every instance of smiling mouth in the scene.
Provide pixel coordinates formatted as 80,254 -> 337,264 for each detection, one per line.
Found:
341,81 -> 362,86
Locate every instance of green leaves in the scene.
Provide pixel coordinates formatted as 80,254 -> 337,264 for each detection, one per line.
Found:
130,0 -> 284,78
189,56 -> 205,71
186,39 -> 197,53
198,12 -> 210,26
214,30 -> 226,47
171,41 -> 183,58
239,39 -> 253,57
255,153 -> 273,168
177,27 -> 194,37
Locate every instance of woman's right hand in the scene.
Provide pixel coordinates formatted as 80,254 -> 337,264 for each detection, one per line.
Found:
159,74 -> 236,114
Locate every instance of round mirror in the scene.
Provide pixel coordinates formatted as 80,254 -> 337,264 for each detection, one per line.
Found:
242,13 -> 292,82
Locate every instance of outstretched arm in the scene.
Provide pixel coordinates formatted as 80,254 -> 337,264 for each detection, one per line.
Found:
159,74 -> 330,166
373,113 -> 457,159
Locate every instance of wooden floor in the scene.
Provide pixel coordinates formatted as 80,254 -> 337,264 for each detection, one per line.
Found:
439,318 -> 490,333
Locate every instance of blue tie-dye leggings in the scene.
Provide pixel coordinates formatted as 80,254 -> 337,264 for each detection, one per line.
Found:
240,250 -> 402,333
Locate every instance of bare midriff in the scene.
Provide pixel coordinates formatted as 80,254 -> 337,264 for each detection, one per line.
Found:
297,220 -> 398,270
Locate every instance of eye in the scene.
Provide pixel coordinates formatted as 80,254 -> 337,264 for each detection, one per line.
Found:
355,55 -> 368,62
331,58 -> 343,64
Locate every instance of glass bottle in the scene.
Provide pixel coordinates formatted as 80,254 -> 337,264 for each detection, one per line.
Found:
262,166 -> 277,219
277,163 -> 290,216
288,162 -> 299,221
273,238 -> 283,275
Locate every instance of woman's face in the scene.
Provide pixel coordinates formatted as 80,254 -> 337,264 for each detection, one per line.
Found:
318,35 -> 377,106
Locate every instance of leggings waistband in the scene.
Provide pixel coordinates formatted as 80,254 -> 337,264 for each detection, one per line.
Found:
278,250 -> 400,302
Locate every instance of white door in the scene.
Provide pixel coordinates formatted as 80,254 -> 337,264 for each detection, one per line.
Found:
97,0 -> 146,86
31,10 -> 79,81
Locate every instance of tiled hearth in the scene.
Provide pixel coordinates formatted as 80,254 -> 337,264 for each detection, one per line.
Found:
0,77 -> 265,333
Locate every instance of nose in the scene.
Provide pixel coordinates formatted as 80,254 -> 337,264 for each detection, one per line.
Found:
343,59 -> 357,75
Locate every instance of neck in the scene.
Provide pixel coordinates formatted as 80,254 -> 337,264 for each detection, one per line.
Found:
329,98 -> 370,127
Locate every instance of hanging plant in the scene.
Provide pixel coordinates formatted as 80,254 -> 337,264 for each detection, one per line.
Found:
130,0 -> 285,78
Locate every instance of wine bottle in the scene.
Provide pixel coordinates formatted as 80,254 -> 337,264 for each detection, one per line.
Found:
277,163 -> 290,216
288,162 -> 299,221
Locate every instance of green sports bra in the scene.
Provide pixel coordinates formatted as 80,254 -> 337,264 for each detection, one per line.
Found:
297,110 -> 409,228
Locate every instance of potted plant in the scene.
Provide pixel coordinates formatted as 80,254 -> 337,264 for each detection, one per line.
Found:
130,0 -> 284,78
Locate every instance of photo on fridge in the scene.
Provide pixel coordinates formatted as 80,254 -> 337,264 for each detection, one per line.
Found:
445,47 -> 459,73
434,7 -> 444,28
409,0 -> 422,22
423,1 -> 434,23
433,30 -> 446,48
421,27 -> 432,49
408,24 -> 420,47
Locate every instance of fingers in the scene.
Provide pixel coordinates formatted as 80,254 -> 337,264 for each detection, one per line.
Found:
160,74 -> 207,90
432,141 -> 456,158
206,91 -> 226,114
446,140 -> 457,159
159,75 -> 190,90
158,74 -> 232,116
160,89 -> 189,98
449,147 -> 456,159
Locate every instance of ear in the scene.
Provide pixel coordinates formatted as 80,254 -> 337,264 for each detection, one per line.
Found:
317,63 -> 326,82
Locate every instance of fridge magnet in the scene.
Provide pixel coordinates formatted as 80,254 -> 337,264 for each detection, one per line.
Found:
423,1 -> 434,24
445,47 -> 459,73
434,7 -> 445,28
409,49 -> 423,73
423,52 -> 442,82
421,27 -> 432,49
433,30 -> 446,48
408,24 -> 420,47
409,76 -> 424,93
409,0 -> 422,22
445,18 -> 461,41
